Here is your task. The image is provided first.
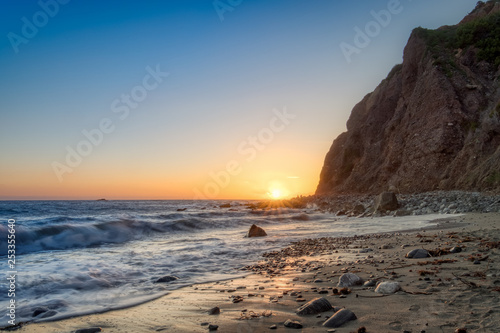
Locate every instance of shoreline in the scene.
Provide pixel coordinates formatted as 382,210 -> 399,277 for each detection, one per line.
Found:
14,212 -> 500,332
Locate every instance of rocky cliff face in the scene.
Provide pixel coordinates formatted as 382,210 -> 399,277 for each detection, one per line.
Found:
317,1 -> 500,195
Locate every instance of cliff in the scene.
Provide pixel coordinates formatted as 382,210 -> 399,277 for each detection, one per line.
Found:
317,1 -> 500,195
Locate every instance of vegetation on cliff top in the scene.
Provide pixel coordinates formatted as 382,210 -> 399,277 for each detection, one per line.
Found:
414,2 -> 500,67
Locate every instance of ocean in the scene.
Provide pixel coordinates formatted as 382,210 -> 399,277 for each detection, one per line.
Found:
0,200 -> 446,325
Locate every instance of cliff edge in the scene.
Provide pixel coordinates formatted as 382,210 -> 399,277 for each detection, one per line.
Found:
317,1 -> 500,195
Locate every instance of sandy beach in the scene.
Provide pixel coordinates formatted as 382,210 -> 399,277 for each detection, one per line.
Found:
16,213 -> 499,333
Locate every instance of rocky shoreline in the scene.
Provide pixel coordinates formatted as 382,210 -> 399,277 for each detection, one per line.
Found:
280,191 -> 500,217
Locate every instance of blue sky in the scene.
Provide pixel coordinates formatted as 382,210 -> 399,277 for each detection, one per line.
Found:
0,0 -> 479,199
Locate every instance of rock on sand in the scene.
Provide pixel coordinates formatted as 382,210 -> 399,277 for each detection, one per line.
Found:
322,309 -> 357,328
375,281 -> 401,294
296,297 -> 332,315
338,273 -> 363,287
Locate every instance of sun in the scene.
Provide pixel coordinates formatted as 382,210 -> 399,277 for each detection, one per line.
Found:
269,188 -> 283,200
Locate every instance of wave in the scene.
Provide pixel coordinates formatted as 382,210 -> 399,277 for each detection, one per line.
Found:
0,218 -> 211,255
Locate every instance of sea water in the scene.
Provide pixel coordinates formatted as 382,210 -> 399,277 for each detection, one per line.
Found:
0,200 -> 448,325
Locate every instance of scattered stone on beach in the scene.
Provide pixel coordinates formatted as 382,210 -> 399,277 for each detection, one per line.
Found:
450,246 -> 462,253
455,328 -> 467,333
357,327 -> 367,333
338,273 -> 363,287
381,244 -> 393,249
155,275 -> 178,283
74,328 -> 102,333
296,297 -> 333,315
208,306 -> 220,315
363,280 -> 377,287
374,192 -> 399,212
375,281 -> 401,294
269,324 -> 277,329
322,309 -> 357,328
208,324 -> 219,331
247,224 -> 267,237
231,295 -> 244,303
406,249 -> 430,259
176,208 -> 187,211
284,319 -> 303,329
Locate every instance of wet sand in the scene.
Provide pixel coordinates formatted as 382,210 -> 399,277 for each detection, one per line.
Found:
17,213 -> 499,332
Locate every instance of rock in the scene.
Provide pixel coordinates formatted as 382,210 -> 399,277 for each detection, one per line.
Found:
406,249 -> 429,259
363,280 -> 377,287
394,209 -> 412,216
374,192 -> 399,212
375,281 -> 401,294
352,204 -> 365,214
357,327 -> 367,333
338,273 -> 363,287
473,259 -> 481,265
208,306 -> 220,315
155,275 -> 178,283
450,246 -> 462,253
284,319 -> 303,329
455,328 -> 467,333
176,208 -> 187,211
296,297 -> 332,315
381,244 -> 393,249
322,309 -> 357,328
74,328 -> 102,333
208,324 -> 219,331
32,307 -> 49,317
247,224 -> 267,237
269,324 -> 277,329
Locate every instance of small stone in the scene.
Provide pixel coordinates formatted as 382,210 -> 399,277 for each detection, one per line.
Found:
208,306 -> 220,315
74,328 -> 102,333
208,324 -> 219,331
338,273 -> 363,287
200,322 -> 209,326
406,249 -> 429,259
357,327 -> 367,333
363,280 -> 377,287
296,297 -> 332,315
322,309 -> 357,328
473,260 -> 481,265
455,328 -> 467,333
450,247 -> 462,253
284,319 -> 303,329
155,275 -> 178,283
375,281 -> 401,294
269,324 -> 277,329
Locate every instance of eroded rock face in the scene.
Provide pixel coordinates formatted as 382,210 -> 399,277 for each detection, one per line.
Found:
317,1 -> 500,195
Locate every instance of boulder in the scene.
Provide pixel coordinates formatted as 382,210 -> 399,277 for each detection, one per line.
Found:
375,281 -> 401,294
337,273 -> 363,287
247,224 -> 267,237
322,309 -> 357,328
374,192 -> 399,212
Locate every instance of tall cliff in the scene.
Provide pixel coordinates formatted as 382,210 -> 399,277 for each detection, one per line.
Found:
317,1 -> 500,195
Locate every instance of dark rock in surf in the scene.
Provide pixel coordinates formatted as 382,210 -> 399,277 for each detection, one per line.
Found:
322,309 -> 357,328
296,297 -> 332,315
155,275 -> 179,283
247,224 -> 267,237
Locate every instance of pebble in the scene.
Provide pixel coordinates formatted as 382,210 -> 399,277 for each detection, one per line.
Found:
338,273 -> 363,287
375,281 -> 401,294
296,297 -> 332,315
269,324 -> 277,329
322,309 -> 357,328
406,249 -> 429,259
74,329 -> 102,333
208,306 -> 220,315
208,324 -> 219,331
284,319 -> 303,329
155,275 -> 178,283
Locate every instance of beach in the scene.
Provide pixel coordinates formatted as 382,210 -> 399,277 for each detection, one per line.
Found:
16,212 -> 499,333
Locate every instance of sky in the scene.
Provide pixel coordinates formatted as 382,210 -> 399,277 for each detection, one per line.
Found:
0,0 -> 479,200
